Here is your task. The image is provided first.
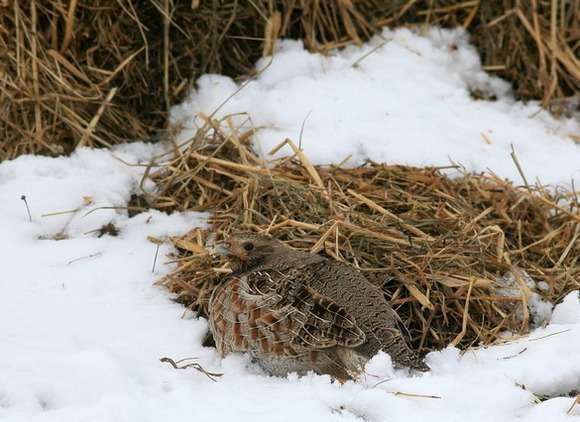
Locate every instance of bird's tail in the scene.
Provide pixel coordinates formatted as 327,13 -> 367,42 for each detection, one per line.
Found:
381,329 -> 430,372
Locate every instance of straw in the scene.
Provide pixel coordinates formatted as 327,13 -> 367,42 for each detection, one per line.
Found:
150,116 -> 579,352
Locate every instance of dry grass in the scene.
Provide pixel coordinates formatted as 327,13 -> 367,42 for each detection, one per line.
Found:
1,1 -> 578,159
148,117 -> 579,353
406,0 -> 580,114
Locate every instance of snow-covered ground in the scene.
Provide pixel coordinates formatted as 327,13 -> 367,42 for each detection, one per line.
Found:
0,145 -> 578,422
1,27 -> 579,422
173,27 -> 580,186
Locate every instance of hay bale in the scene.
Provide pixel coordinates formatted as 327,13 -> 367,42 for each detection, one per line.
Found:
1,0 -> 167,157
149,117 -> 580,352
392,1 -> 580,113
1,1 -> 578,159
0,0 -> 389,158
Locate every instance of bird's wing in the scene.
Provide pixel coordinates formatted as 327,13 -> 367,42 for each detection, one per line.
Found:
209,269 -> 365,356
289,282 -> 366,350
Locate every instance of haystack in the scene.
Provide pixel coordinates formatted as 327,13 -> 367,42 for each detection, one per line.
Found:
149,117 -> 579,353
1,1 -> 578,159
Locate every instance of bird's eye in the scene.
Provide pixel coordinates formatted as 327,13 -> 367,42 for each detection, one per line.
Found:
242,242 -> 254,251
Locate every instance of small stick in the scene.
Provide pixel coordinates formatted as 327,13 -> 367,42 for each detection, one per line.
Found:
567,395 -> 580,415
60,0 -> 78,53
208,56 -> 273,120
67,252 -> 102,265
160,357 -> 223,381
391,391 -> 442,399
527,328 -> 571,342
41,208 -> 80,217
352,39 -> 390,68
152,243 -> 160,273
499,347 -> 528,360
20,195 -> 32,222
84,206 -> 147,217
371,377 -> 393,388
298,110 -> 312,150
510,144 -> 530,189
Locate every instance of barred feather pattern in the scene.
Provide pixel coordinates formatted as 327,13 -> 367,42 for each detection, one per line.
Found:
209,269 -> 365,359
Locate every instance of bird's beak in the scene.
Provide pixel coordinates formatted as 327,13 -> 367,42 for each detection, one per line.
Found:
215,241 -> 231,257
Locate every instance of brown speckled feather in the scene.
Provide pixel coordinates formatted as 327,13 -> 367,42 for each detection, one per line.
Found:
209,269 -> 365,358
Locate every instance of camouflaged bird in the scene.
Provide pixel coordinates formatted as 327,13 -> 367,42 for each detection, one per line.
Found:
207,232 -> 429,380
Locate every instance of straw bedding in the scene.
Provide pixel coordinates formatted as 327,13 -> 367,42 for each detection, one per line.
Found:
149,117 -> 579,353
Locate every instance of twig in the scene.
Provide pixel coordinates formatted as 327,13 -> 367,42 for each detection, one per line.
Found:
67,252 -> 102,265
78,87 -> 118,147
450,277 -> 474,347
510,144 -> 530,189
41,208 -> 80,217
298,110 -> 312,150
499,347 -> 527,360
526,328 -> 571,342
352,40 -> 391,68
208,56 -> 273,120
160,357 -> 223,381
554,224 -> 579,267
20,195 -> 32,222
390,391 -> 442,399
567,395 -> 580,415
60,0 -> 78,53
84,206 -> 146,217
152,243 -> 160,273
371,377 -> 392,388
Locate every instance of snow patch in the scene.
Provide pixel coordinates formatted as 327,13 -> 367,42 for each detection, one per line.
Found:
551,292 -> 580,325
172,27 -> 580,187
2,146 -> 578,421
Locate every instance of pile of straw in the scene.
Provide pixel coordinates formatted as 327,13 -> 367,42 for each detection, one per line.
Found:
420,1 -> 580,114
2,1 -> 578,159
150,117 -> 579,352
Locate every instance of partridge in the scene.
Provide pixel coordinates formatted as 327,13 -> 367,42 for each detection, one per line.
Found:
207,232 -> 429,380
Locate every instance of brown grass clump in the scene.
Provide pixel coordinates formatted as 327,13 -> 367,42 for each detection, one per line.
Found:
0,0 -> 391,159
149,117 -> 579,353
1,1 -> 578,159
393,1 -> 580,114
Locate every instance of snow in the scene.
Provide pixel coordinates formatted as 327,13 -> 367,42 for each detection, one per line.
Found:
551,292 -> 580,325
494,268 -> 553,328
2,27 -> 580,422
0,145 -> 208,421
172,27 -> 580,187
1,146 -> 579,422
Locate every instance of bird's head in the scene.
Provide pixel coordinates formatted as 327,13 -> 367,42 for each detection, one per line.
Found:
216,232 -> 284,272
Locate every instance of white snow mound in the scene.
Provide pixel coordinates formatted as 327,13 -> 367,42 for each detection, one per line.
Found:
172,27 -> 580,186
